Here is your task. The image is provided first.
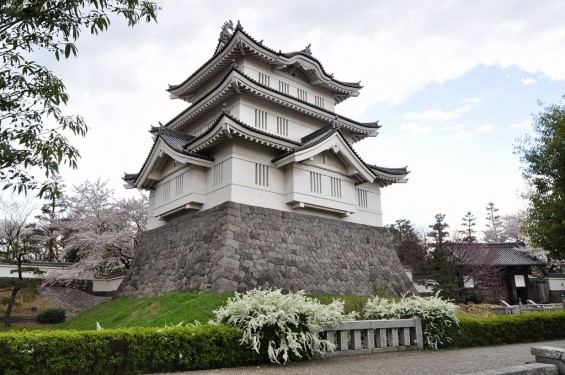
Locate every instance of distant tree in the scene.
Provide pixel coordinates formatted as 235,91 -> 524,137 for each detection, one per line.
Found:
45,179 -> 147,283
484,202 -> 506,243
516,96 -> 565,260
500,211 -> 527,243
428,214 -> 449,248
460,211 -> 477,243
0,200 -> 44,327
386,219 -> 429,276
0,0 -> 159,197
34,178 -> 67,261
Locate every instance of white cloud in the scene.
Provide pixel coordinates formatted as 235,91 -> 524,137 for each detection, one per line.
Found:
403,105 -> 471,121
475,123 -> 494,133
521,78 -> 537,85
442,124 -> 465,131
509,120 -> 531,129
400,123 -> 433,136
455,130 -> 474,139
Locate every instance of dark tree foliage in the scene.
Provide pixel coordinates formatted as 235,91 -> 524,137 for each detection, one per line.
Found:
517,96 -> 565,261
459,211 -> 477,243
386,219 -> 428,276
0,0 -> 159,197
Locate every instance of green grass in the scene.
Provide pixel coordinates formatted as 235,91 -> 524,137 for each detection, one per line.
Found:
53,292 -> 372,331
57,292 -> 233,330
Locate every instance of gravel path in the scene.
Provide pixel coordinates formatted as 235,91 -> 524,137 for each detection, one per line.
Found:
160,340 -> 565,375
41,286 -> 111,319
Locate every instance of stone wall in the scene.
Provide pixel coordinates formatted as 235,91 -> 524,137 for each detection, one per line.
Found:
116,201 -> 414,297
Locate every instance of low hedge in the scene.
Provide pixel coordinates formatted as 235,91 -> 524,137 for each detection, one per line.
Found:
0,325 -> 264,375
446,310 -> 565,348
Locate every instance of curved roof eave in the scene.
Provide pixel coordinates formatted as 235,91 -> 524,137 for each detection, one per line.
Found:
165,67 -> 379,134
167,27 -> 362,98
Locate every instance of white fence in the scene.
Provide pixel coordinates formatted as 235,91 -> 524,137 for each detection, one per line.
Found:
321,318 -> 423,356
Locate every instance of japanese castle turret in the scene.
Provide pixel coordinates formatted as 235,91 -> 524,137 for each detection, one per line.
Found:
118,21 -> 415,297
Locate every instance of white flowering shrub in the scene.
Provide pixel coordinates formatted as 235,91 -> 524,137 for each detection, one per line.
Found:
214,289 -> 353,364
363,293 -> 459,350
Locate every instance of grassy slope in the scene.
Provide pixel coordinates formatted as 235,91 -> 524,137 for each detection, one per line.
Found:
57,292 -> 371,330
57,293 -> 233,330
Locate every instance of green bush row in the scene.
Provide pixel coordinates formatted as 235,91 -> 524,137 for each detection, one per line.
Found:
0,325 -> 264,375
446,310 -> 565,348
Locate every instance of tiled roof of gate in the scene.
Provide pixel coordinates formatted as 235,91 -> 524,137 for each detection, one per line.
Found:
453,242 -> 546,267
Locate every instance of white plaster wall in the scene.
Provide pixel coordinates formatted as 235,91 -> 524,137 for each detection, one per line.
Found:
548,277 -> 565,291
241,57 -> 336,112
92,276 -> 124,293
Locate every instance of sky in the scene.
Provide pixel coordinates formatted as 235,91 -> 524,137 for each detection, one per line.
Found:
30,0 -> 565,236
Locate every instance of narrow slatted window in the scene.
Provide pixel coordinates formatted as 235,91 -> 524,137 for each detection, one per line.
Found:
315,95 -> 324,108
175,174 -> 184,196
356,189 -> 368,208
279,81 -> 289,94
259,72 -> 270,86
310,172 -> 322,194
255,163 -> 269,186
297,88 -> 308,101
255,109 -> 268,130
276,117 -> 288,136
162,181 -> 171,202
214,162 -> 224,186
331,177 -> 342,198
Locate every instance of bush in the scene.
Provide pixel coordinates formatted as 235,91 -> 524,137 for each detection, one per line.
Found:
0,325 -> 262,374
214,289 -> 354,364
36,308 -> 66,324
448,311 -> 565,348
363,294 -> 459,350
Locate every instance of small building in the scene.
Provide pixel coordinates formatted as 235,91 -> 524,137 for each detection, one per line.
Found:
454,242 -> 546,304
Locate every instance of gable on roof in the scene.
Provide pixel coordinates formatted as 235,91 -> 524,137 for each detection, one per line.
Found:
167,22 -> 362,103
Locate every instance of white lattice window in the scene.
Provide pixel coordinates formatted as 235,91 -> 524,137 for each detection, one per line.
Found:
279,81 -> 289,94
162,181 -> 171,202
315,95 -> 324,108
213,162 -> 224,186
297,88 -> 308,101
276,117 -> 288,136
255,109 -> 268,130
310,172 -> 322,194
255,163 -> 269,186
258,72 -> 270,86
356,189 -> 368,208
174,174 -> 184,196
330,177 -> 342,198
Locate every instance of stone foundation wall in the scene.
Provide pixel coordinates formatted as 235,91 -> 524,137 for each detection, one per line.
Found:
116,202 -> 415,297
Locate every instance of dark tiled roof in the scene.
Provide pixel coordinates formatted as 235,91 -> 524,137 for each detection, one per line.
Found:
166,66 -> 379,130
272,125 -> 409,183
168,24 -> 362,92
184,112 -> 300,150
367,164 -> 409,176
122,127 -> 213,185
454,242 -> 546,267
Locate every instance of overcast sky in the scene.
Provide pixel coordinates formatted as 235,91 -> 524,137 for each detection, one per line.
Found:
36,0 -> 565,236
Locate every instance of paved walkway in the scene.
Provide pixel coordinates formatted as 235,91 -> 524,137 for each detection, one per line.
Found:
159,340 -> 565,375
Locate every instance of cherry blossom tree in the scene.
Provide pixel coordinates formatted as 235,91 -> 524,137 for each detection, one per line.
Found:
46,179 -> 147,283
0,199 -> 44,327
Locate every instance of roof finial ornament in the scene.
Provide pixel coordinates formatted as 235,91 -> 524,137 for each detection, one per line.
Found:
222,103 -> 230,115
331,116 -> 341,129
219,20 -> 234,43
301,43 -> 312,55
237,20 -> 243,31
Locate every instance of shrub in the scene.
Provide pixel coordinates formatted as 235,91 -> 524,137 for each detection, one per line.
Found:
363,294 -> 458,350
0,325 -> 261,374
448,311 -> 565,348
37,308 -> 66,324
214,289 -> 354,364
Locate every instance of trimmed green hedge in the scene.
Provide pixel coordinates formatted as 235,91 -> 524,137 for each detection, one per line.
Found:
446,311 -> 565,348
0,325 -> 263,375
